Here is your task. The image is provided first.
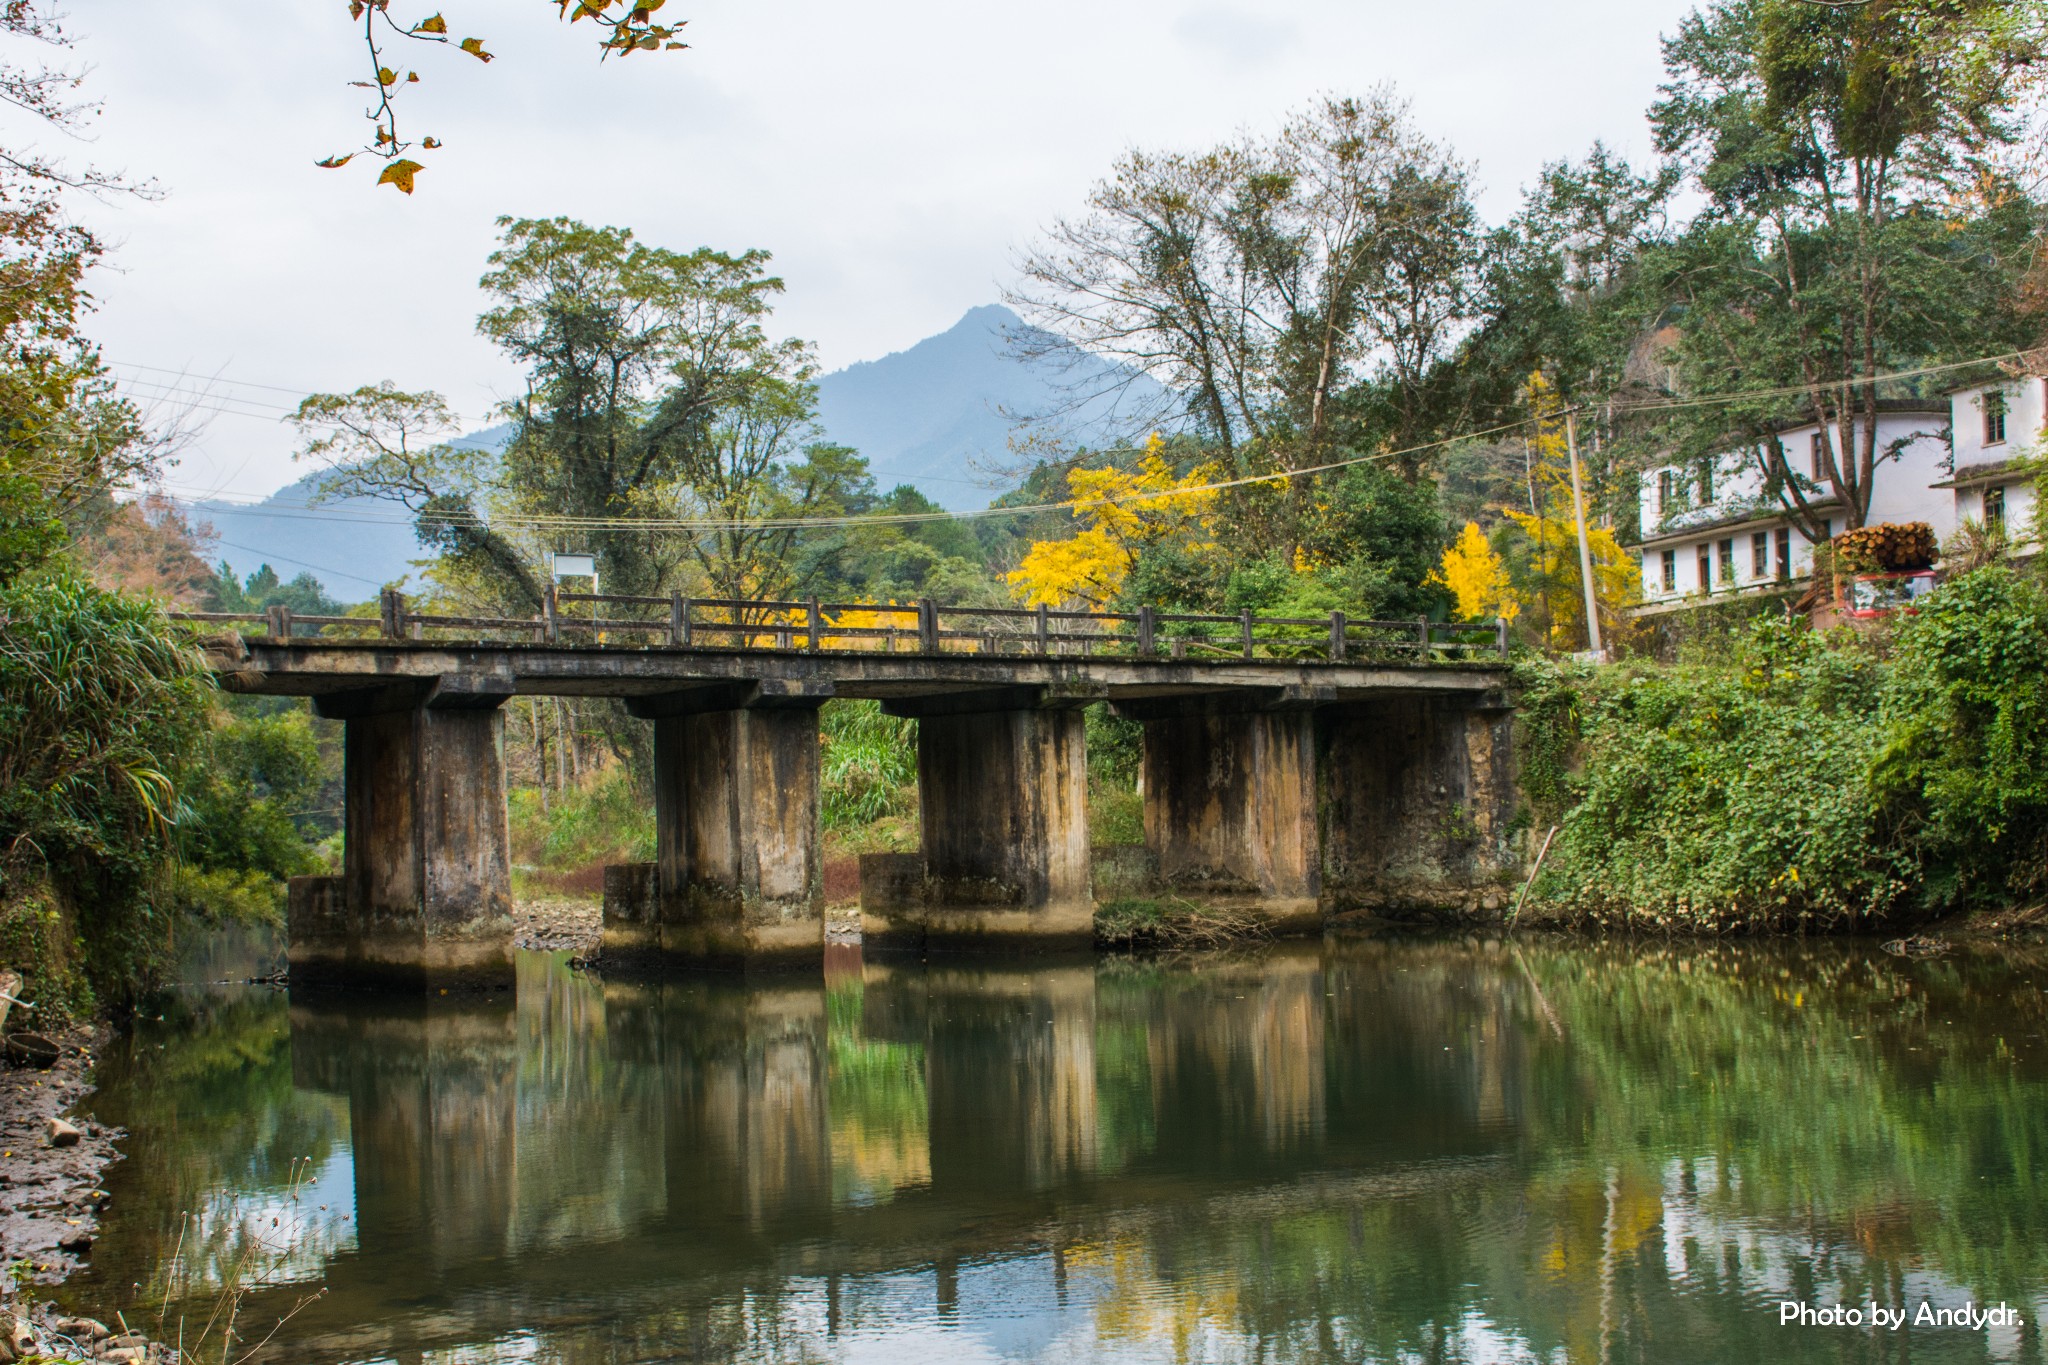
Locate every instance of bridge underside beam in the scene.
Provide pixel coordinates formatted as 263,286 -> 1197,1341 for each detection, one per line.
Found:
289,680 -> 516,990
604,689 -> 826,972
863,695 -> 1092,954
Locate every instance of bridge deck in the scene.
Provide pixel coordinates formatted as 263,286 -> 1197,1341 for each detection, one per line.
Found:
206,635 -> 1510,705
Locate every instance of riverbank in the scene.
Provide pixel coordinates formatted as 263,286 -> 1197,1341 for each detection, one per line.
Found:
0,1024 -> 184,1359
0,1025 -> 119,1284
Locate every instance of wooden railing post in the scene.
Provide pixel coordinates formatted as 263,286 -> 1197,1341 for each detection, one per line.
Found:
680,597 -> 694,647
668,593 -> 685,647
379,587 -> 403,638
1137,604 -> 1156,657
1329,610 -> 1347,662
807,597 -> 822,653
1239,608 -> 1254,660
1035,602 -> 1050,656
918,598 -> 938,654
544,584 -> 559,645
1496,615 -> 1510,659
265,604 -> 291,639
1416,616 -> 1430,660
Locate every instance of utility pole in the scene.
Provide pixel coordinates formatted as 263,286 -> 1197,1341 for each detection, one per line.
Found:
1566,410 -> 1605,659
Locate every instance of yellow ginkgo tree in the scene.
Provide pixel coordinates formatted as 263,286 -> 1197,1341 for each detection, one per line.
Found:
1500,372 -> 1639,649
1431,521 -> 1519,623
1007,436 -> 1223,609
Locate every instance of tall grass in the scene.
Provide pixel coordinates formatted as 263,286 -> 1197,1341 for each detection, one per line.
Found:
508,767 -> 656,895
821,700 -> 917,829
0,568 -> 212,1009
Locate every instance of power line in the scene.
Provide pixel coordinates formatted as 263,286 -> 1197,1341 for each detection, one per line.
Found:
207,538 -> 394,590
143,346 -> 2031,537
107,360 -> 323,400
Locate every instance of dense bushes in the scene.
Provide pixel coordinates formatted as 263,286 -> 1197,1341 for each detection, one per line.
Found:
1873,567 -> 2048,908
508,768 -> 657,894
0,569 -> 209,1009
171,703 -> 327,922
819,701 -> 918,829
1525,568 -> 2048,928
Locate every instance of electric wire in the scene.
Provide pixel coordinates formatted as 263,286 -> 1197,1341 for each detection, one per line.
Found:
130,346 -> 2031,536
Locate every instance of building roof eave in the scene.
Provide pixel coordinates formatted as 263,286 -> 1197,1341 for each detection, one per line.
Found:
1637,501 -> 1840,549
1931,457 -> 2027,489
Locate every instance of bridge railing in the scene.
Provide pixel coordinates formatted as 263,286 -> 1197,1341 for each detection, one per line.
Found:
169,591 -> 1511,663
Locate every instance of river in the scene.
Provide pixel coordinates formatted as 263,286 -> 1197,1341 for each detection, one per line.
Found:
58,935 -> 2048,1363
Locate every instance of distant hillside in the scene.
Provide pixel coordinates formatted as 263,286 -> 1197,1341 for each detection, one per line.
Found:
190,423 -> 513,597
814,304 -> 1170,511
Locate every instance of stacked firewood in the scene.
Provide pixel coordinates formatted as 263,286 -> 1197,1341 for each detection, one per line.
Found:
1832,521 -> 1938,573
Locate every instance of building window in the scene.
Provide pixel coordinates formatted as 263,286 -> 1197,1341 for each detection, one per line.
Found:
1775,527 -> 1792,581
1698,465 -> 1714,505
1810,431 -> 1828,481
1660,549 -> 1677,594
1751,531 -> 1769,579
1986,485 -> 2006,530
1697,545 -> 1713,594
1717,538 -> 1736,585
1985,390 -> 2009,446
1658,470 -> 1678,515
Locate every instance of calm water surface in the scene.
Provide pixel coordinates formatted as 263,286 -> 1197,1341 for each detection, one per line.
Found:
61,936 -> 2048,1364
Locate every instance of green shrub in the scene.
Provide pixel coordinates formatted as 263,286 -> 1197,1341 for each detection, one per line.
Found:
172,703 -> 325,921
1529,571 -> 2048,927
0,568 -> 210,1003
1529,617 -> 1911,929
820,700 -> 917,829
1874,566 -> 2048,908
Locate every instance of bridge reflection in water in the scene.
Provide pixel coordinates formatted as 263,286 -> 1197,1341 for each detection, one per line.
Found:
72,940 -> 2048,1365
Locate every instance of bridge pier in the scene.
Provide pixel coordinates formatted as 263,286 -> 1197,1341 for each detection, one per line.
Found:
1123,697 -> 1322,933
863,693 -> 1093,953
603,686 -> 827,971
1318,696 -> 1518,919
290,680 -> 516,990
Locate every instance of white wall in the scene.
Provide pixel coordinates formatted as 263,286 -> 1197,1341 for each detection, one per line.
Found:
1952,378 -> 2045,470
1637,411 -> 1950,604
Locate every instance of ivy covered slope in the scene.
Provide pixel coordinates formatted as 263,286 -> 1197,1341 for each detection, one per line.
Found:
1520,565 -> 2048,930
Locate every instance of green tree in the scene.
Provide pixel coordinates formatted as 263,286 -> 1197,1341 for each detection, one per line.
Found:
1646,0 -> 2048,533
298,217 -> 876,616
1011,90 -> 1480,481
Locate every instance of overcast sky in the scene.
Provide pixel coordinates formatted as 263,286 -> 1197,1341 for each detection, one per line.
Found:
57,0 -> 1702,501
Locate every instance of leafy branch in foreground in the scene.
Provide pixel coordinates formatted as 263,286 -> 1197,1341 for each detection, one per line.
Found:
323,1 -> 690,194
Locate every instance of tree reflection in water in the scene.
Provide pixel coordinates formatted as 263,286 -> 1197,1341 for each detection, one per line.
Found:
63,938 -> 2048,1364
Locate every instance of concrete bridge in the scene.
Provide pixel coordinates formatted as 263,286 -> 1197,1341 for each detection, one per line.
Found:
187,593 -> 1515,989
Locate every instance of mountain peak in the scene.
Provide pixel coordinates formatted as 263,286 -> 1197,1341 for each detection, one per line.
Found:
813,303 -> 1166,510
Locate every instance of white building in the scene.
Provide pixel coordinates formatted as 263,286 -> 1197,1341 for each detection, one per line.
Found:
1636,402 -> 1951,606
1635,379 -> 2046,608
1937,377 -> 2041,547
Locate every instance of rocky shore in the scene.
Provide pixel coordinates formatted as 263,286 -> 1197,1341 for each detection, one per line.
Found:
513,898 -> 601,954
0,1026 -> 178,1360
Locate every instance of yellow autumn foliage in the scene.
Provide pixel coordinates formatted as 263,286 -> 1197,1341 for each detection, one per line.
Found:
1007,435 -> 1223,609
1432,521 -> 1519,623
1506,372 -> 1641,648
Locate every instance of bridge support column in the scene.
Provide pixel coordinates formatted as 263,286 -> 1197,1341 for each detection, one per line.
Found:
864,692 -> 1093,953
1124,698 -> 1321,933
292,680 -> 516,990
1318,696 -> 1518,920
605,685 -> 826,971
